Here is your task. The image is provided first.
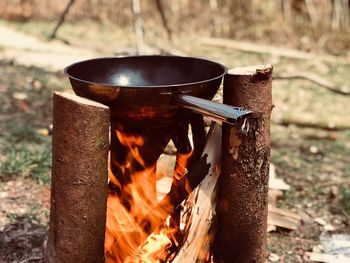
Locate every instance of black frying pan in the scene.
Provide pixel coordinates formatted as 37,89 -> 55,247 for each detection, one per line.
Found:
65,56 -> 252,126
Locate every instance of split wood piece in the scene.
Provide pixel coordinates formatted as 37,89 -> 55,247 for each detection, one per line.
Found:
268,189 -> 283,207
307,252 -> 350,262
200,37 -> 350,65
215,65 -> 273,263
155,166 -> 298,234
44,92 -> 110,263
172,124 -> 222,263
268,163 -> 296,231
269,163 -> 290,191
268,205 -> 301,231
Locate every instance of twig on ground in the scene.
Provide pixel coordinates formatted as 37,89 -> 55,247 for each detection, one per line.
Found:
132,0 -> 144,54
317,179 -> 350,188
273,119 -> 350,131
200,37 -> 350,65
274,71 -> 350,96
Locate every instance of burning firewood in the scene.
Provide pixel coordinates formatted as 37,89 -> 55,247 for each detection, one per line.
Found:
118,124 -> 221,262
172,124 -> 222,262
105,115 -> 210,261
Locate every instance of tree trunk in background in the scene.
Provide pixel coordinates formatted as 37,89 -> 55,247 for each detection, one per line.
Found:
155,0 -> 172,40
132,0 -> 144,54
49,0 -> 76,40
282,0 -> 292,25
342,0 -> 349,29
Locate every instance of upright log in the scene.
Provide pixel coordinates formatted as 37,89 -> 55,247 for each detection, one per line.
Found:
45,92 -> 110,263
215,65 -> 273,262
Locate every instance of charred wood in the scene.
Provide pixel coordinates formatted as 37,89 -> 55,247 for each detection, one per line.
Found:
189,113 -> 207,165
169,120 -> 193,248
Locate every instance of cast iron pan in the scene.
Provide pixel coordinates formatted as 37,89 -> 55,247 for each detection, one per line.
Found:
65,56 -> 252,126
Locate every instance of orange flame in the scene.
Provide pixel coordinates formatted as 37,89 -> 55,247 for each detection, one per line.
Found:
105,129 -> 192,262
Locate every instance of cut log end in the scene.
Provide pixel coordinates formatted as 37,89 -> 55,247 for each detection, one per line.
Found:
228,64 -> 273,75
54,91 -> 110,109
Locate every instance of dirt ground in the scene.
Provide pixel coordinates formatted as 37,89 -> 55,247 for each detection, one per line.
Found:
0,19 -> 349,262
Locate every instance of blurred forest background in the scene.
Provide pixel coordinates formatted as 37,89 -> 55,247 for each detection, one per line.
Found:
0,0 -> 349,52
0,0 -> 349,262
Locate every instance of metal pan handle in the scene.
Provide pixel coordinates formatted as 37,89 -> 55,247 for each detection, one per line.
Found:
172,94 -> 254,125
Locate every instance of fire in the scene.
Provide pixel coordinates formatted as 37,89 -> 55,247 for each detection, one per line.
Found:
105,128 -> 192,262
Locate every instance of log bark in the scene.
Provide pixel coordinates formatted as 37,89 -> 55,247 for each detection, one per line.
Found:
44,92 -> 110,263
215,65 -> 273,263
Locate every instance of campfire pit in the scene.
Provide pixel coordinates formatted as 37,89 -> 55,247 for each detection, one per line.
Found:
44,56 -> 272,263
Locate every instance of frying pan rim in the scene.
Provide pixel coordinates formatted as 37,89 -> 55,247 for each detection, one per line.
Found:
64,55 -> 227,89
